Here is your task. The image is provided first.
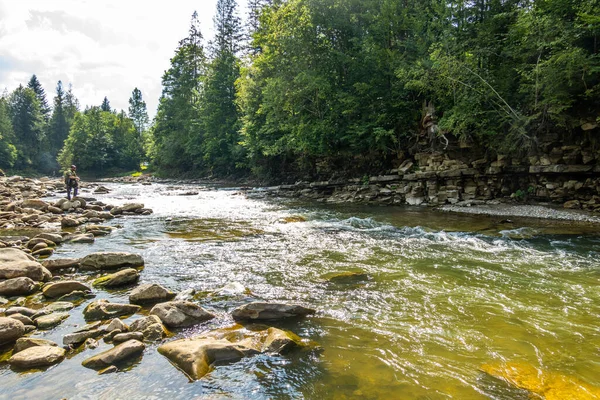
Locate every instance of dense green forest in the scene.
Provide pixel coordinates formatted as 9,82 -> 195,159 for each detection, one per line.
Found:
1,0 -> 598,180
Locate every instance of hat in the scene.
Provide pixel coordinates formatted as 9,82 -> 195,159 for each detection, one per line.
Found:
71,165 -> 76,169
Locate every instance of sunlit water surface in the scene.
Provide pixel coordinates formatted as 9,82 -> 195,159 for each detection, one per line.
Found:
1,183 -> 599,400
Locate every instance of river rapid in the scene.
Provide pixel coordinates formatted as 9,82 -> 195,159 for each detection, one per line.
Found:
2,182 -> 599,399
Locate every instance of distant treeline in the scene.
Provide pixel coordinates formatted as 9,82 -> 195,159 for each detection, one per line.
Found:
2,0 -> 598,180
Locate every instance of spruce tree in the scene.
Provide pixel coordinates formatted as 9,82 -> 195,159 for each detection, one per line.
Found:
128,88 -> 149,136
100,96 -> 111,112
27,74 -> 51,121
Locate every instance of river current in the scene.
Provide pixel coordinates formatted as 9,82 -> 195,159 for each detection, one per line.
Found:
2,182 -> 599,399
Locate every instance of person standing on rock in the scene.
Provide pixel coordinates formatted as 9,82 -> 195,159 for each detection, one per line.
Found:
64,165 -> 80,200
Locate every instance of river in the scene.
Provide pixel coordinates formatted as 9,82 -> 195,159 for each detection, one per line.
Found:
2,182 -> 600,399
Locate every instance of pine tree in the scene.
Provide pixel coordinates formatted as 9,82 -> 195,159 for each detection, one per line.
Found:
100,96 -> 111,112
8,85 -> 45,167
128,88 -> 149,135
27,75 -> 51,122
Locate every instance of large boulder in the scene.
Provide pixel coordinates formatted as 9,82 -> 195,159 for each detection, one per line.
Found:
80,252 -> 144,271
158,337 -> 259,380
150,301 -> 215,328
42,280 -> 91,298
93,268 -> 139,288
129,283 -> 175,305
8,346 -> 66,369
231,302 -> 316,321
82,339 -> 145,370
0,317 -> 25,345
83,299 -> 141,321
0,277 -> 39,296
0,248 -> 52,281
13,337 -> 58,353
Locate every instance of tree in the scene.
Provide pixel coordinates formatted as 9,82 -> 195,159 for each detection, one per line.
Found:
100,96 -> 111,112
27,74 -> 51,122
8,85 -> 45,168
0,96 -> 17,168
48,81 -> 69,155
128,88 -> 149,135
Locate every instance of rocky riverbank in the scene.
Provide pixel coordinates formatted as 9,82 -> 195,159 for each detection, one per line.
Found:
0,175 -> 317,380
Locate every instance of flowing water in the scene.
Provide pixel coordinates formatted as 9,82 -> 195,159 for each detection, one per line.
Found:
2,183 -> 600,400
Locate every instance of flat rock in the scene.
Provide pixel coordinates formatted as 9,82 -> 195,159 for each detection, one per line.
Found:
150,301 -> 215,328
129,283 -> 176,304
14,337 -> 58,353
93,268 -> 139,288
262,327 -> 304,354
83,299 -> 141,321
63,329 -> 105,346
231,302 -> 316,321
0,317 -> 25,345
80,252 -> 144,271
8,313 -> 34,326
5,307 -> 37,318
82,339 -> 145,370
42,258 -> 81,272
43,280 -> 91,298
35,312 -> 70,329
9,345 -> 66,369
0,248 -> 52,281
112,332 -> 144,343
64,233 -> 95,243
35,233 -> 63,244
0,277 -> 39,296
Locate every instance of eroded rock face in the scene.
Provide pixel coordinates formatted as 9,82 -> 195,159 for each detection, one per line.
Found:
80,252 -> 144,271
93,268 -> 139,288
83,299 -> 141,321
129,283 -> 176,305
231,302 -> 316,321
0,248 -> 52,281
0,277 -> 38,296
82,339 -> 145,370
42,280 -> 91,298
8,346 -> 66,369
150,301 -> 215,328
0,317 -> 25,345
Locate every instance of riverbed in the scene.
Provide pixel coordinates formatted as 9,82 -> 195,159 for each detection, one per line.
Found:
2,182 -> 599,399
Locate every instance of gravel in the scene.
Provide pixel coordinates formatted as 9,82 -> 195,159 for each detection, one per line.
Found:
438,203 -> 600,223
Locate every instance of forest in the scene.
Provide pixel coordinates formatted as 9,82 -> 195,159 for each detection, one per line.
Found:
1,0 -> 598,181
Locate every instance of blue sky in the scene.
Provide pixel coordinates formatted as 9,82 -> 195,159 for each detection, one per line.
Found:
0,0 -> 248,118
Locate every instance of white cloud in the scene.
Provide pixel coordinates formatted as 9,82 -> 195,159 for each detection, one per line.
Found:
0,0 -> 248,118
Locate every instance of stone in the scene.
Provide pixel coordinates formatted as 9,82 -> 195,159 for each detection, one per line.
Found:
21,199 -> 49,211
98,365 -> 118,375
59,200 -> 82,211
32,247 -> 54,258
63,329 -> 105,346
85,338 -> 99,349
150,301 -> 215,328
8,346 -> 66,369
42,280 -> 91,298
0,248 -> 52,281
13,337 -> 58,353
0,277 -> 38,296
35,312 -> 69,329
141,323 -> 166,342
82,339 -> 145,370
48,206 -> 63,214
158,337 -> 259,380
61,217 -> 84,228
31,242 -> 49,252
5,307 -> 37,318
112,332 -> 144,343
83,300 -> 141,321
231,302 -> 315,321
262,327 -> 304,354
41,301 -> 75,313
129,283 -> 176,304
105,318 -> 128,333
8,313 -> 34,326
42,258 -> 81,272
64,233 -> 95,244
58,290 -> 93,302
0,317 -> 25,345
129,316 -> 166,341
80,252 -> 144,271
563,200 -> 581,209
129,315 -> 162,333
93,268 -> 140,288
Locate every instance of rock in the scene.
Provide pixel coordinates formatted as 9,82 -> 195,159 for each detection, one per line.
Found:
326,272 -> 369,284
59,200 -> 82,211
106,318 -> 128,333
113,332 -> 144,343
80,252 -> 144,271
42,280 -> 91,298
231,302 -> 315,321
0,248 -> 52,281
85,338 -> 99,349
61,217 -> 84,228
129,315 -> 162,333
74,321 -> 103,333
8,346 -> 66,369
82,339 -> 145,370
262,327 -> 304,354
83,299 -> 141,321
129,283 -> 176,304
26,238 -> 55,249
48,206 -> 63,214
63,233 -> 95,244
158,337 -> 259,380
63,329 -> 105,346
150,301 -> 215,328
0,317 -> 25,345
8,313 -> 34,326
0,277 -> 39,296
32,247 -> 54,258
13,337 -> 58,353
41,301 -> 75,313
21,199 -> 49,211
42,258 -> 81,272
35,312 -> 69,329
5,307 -> 37,318
31,242 -> 49,252
98,365 -> 118,375
564,200 -> 581,209
121,203 -> 144,213
129,315 -> 167,341
58,290 -> 93,302
93,268 -> 139,288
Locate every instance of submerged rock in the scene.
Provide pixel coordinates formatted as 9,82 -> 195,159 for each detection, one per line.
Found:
231,302 -> 316,321
0,248 -> 52,281
83,299 -> 141,321
80,252 -> 144,271
129,283 -> 176,305
82,339 -> 145,370
9,346 -> 66,369
150,301 -> 215,328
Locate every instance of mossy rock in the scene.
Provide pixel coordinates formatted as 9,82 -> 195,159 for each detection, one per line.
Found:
325,271 -> 369,284
279,216 -> 307,223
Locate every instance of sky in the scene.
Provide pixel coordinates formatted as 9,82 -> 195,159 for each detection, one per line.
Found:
0,0 -> 247,118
